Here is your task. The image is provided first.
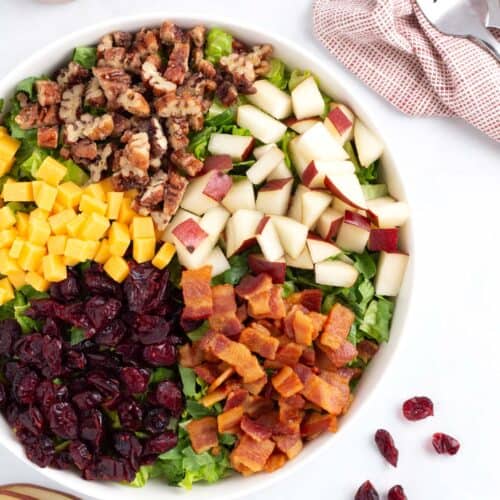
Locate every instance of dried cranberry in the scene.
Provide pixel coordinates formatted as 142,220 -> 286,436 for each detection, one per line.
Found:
42,317 -> 62,338
388,485 -> 407,500
57,302 -> 94,334
72,390 -> 103,411
115,342 -> 142,364
24,434 -> 55,467
88,371 -> 120,400
41,336 -> 63,378
18,406 -> 44,436
15,334 -> 44,365
80,409 -> 104,449
69,440 -> 92,470
5,403 -> 20,427
156,381 -> 183,416
83,264 -> 122,299
49,402 -> 78,439
143,343 -> 176,366
51,450 -> 73,470
355,480 -> 379,500
86,351 -> 121,372
50,271 -> 80,302
85,295 -> 122,330
116,399 -> 143,431
4,361 -> 24,382
36,380 -> 68,416
94,320 -> 127,346
0,319 -> 21,355
65,350 -> 87,370
120,367 -> 149,394
402,396 -> 434,421
0,384 -> 6,408
113,431 -> 142,469
12,370 -> 39,405
129,314 -> 172,345
143,408 -> 169,434
432,432 -> 460,455
26,298 -> 62,319
84,456 -> 135,481
143,430 -> 177,455
374,429 -> 398,467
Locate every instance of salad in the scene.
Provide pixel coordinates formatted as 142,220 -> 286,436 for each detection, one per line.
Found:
0,21 -> 409,489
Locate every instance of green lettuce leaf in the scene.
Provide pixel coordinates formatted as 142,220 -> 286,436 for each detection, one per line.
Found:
266,58 -> 289,90
353,251 -> 377,279
205,28 -> 233,64
15,76 -> 45,101
61,159 -> 89,186
72,47 -> 98,69
211,251 -> 249,286
129,465 -> 152,488
187,321 -> 210,342
359,297 -> 394,343
0,98 -> 4,113
288,69 -> 317,91
149,367 -> 176,384
179,367 -> 199,398
188,126 -> 216,161
361,183 -> 388,200
278,129 -> 297,172
69,326 -> 86,346
205,100 -> 236,127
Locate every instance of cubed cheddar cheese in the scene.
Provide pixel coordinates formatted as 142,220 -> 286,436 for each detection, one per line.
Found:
64,256 -> 80,267
108,222 -> 130,257
66,214 -> 88,237
79,194 -> 107,216
104,256 -> 130,283
47,235 -> 67,255
35,157 -> 67,186
0,134 -> 20,162
2,182 -> 34,202
25,271 -> 49,292
0,158 -> 14,177
152,242 -> 176,270
57,182 -> 82,208
42,255 -> 67,282
9,238 -> 25,259
7,270 -> 26,289
125,189 -> 139,200
31,181 -> 43,199
48,208 -> 77,235
0,250 -> 21,275
79,212 -> 110,241
133,238 -> 156,264
85,240 -> 100,260
0,229 -> 17,248
28,219 -> 51,246
98,177 -> 114,193
64,238 -> 88,263
118,197 -> 136,224
106,192 -> 124,220
94,239 -> 111,264
83,183 -> 107,202
0,206 -> 16,229
0,278 -> 15,305
34,182 -> 58,212
16,212 -> 29,237
0,127 -> 8,138
131,216 -> 155,239
18,242 -> 46,271
51,201 -> 66,214
29,208 -> 49,221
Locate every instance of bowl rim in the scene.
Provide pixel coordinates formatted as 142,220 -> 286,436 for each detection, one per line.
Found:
0,11 -> 415,500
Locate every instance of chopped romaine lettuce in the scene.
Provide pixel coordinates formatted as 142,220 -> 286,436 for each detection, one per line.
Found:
353,251 -> 377,280
69,327 -> 86,346
205,100 -> 236,127
211,251 -> 250,286
205,28 -> 233,64
15,76 -> 45,101
361,183 -> 388,200
178,367 -> 200,398
149,367 -> 176,384
0,98 -> 4,113
359,297 -> 394,343
61,159 -> 90,186
72,47 -> 98,69
188,126 -> 216,160
187,321 -> 210,342
278,129 -> 297,171
6,202 -> 35,214
266,58 -> 289,90
288,69 -> 318,91
130,465 -> 153,487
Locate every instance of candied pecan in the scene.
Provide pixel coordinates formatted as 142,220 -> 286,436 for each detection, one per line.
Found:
15,92 -> 29,108
97,34 -> 113,56
111,112 -> 131,138
35,80 -> 61,106
120,132 -> 150,175
164,42 -> 190,85
64,113 -> 114,143
84,78 -> 106,108
39,105 -> 60,127
123,50 -> 143,75
188,25 -> 206,47
160,21 -> 186,44
216,80 -> 239,106
149,117 -> 168,169
166,117 -> 189,151
134,29 -> 160,56
118,89 -> 151,117
70,139 -> 98,163
37,126 -> 59,149
59,83 -> 84,124
197,57 -> 217,80
190,113 -> 204,132
56,61 -> 90,89
88,143 -> 113,182
134,170 -> 168,213
141,61 -> 177,96
163,169 -> 188,219
170,150 -> 203,177
93,67 -> 131,104
151,211 -> 170,231
15,104 -> 39,130
113,31 -> 133,48
98,47 -> 126,69
183,72 -> 217,98
154,92 -> 203,119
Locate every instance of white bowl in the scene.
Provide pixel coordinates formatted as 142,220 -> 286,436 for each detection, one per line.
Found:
0,13 -> 414,500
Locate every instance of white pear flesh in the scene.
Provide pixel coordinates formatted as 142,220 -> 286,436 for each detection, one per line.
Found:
294,123 -> 349,164
246,147 -> 284,184
225,209 -> 263,257
366,196 -> 410,228
315,260 -> 359,287
246,79 -> 292,120
285,247 -> 314,270
271,215 -> 308,259
256,178 -> 293,216
208,133 -> 254,161
206,246 -> 231,277
291,76 -> 325,119
301,190 -> 333,229
375,251 -> 409,296
162,209 -> 200,243
237,104 -> 287,144
221,178 -> 256,213
180,172 -> 220,216
353,120 -> 384,167
306,237 -> 343,263
256,217 -> 285,262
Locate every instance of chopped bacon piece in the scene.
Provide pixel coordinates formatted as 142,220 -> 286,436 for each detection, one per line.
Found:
319,370 -> 351,413
208,367 -> 234,393
231,434 -> 275,473
247,286 -> 286,320
282,394 -> 306,409
185,417 -> 218,453
300,346 -> 316,366
283,305 -> 307,339
319,303 -> 355,350
318,341 -> 358,368
309,312 -> 327,340
242,376 -> 267,396
357,339 -> 379,363
224,389 -> 249,412
272,366 -> 304,398
275,342 -> 304,366
178,342 -> 204,368
241,415 -> 272,442
277,397 -> 304,434
217,405 -> 244,434
273,433 -> 302,460
235,273 -> 273,299
181,267 -> 213,321
287,289 -> 323,312
208,284 -> 243,338
193,363 -> 219,384
301,412 -> 337,440
236,304 -> 248,323
200,386 -> 230,407
264,452 -> 287,473
204,333 -> 265,383
292,309 -> 314,346
244,396 -> 274,419
239,324 -> 279,360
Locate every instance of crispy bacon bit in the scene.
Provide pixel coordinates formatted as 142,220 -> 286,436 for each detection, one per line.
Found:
239,324 -> 279,360
287,289 -> 323,312
59,84 -> 84,124
162,169 -> 188,222
319,341 -> 358,369
178,342 -> 204,368
208,367 -> 234,393
264,452 -> 287,473
309,312 -> 327,340
273,433 -> 303,460
357,339 -> 379,363
180,267 -> 213,321
118,89 -> 151,117
275,342 -> 304,366
93,67 -> 131,104
200,386 -> 230,407
217,405 -> 244,434
209,284 -> 243,338
301,412 -> 337,440
165,42 -> 190,85
320,303 -> 355,351
231,434 -> 275,473
224,389 -> 249,412
292,310 -> 314,346
240,415 -> 272,442
170,150 -> 204,177
193,363 -> 219,384
272,366 -> 304,398
242,376 -> 267,396
301,346 -> 316,366
35,80 -> 61,106
236,274 -> 273,300
185,417 -> 218,454
37,126 -> 59,149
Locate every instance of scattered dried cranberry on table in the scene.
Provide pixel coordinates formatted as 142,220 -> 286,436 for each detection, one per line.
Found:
354,480 -> 380,500
374,428 -> 398,467
432,432 -> 460,455
387,485 -> 407,500
402,396 -> 434,421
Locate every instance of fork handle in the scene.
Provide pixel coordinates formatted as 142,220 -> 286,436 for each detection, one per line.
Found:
468,28 -> 500,60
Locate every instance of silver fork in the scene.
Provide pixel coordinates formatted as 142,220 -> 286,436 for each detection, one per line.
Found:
415,0 -> 500,60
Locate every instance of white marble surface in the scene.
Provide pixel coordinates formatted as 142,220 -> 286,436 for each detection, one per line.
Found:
0,1 -> 499,499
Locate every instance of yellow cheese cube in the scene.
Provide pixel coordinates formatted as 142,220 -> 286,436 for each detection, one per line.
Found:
0,135 -> 20,162
57,182 -> 82,208
79,194 -> 107,216
131,216 -> 155,240
8,271 -> 26,289
79,212 -> 110,241
29,208 -> 49,221
152,242 -> 176,270
36,157 -> 67,186
0,229 -> 17,248
42,255 -> 67,282
94,239 -> 111,264
0,278 -> 15,304
104,256 -> 130,283
133,238 -> 156,264
51,201 -> 66,214
2,182 -> 34,202
106,192 -> 124,220
16,212 -> 29,237
18,242 -> 46,271
118,198 -> 136,225
48,209 -> 77,235
83,183 -> 107,202
64,238 -> 88,262
98,177 -> 114,194
34,182 -> 58,212
28,219 -> 51,246
0,249 -> 21,275
66,214 -> 88,237
84,240 -> 100,260
0,127 -> 7,138
0,206 -> 16,229
31,181 -> 43,199
8,238 -> 24,259
108,222 -> 130,257
47,235 -> 67,255
25,271 -> 49,292
0,158 -> 14,177
125,189 -> 139,200
64,256 -> 80,267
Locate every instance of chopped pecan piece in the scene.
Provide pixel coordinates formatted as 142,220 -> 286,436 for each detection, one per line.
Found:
56,61 -> 89,89
134,170 -> 168,213
88,143 -> 113,182
92,67 -> 131,104
14,104 -> 39,130
98,47 -> 126,69
117,89 -> 151,117
121,132 -> 150,173
163,169 -> 188,220
141,61 -> 177,96
149,117 -> 168,169
151,211 -> 171,231
133,29 -> 160,56
37,126 -> 59,149
123,50 -> 143,74
165,42 -> 190,85
170,150 -> 203,177
97,34 -> 113,56
112,31 -> 133,48
59,84 -> 84,124
160,21 -> 186,44
64,113 -> 114,144
39,105 -> 59,126
84,78 -> 106,108
216,80 -> 239,106
70,139 -> 98,163
188,25 -> 206,47
35,80 -> 61,106
166,117 -> 189,151
110,112 -> 131,138
154,92 -> 203,119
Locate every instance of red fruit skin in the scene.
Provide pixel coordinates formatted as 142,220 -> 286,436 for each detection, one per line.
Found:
355,480 -> 380,500
432,432 -> 460,455
328,106 -> 352,134
202,170 -> 233,201
388,485 -> 407,500
374,429 -> 399,467
402,396 -> 434,421
172,218 -> 208,253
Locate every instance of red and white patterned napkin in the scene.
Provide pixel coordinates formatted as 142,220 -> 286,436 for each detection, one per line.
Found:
313,0 -> 500,141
